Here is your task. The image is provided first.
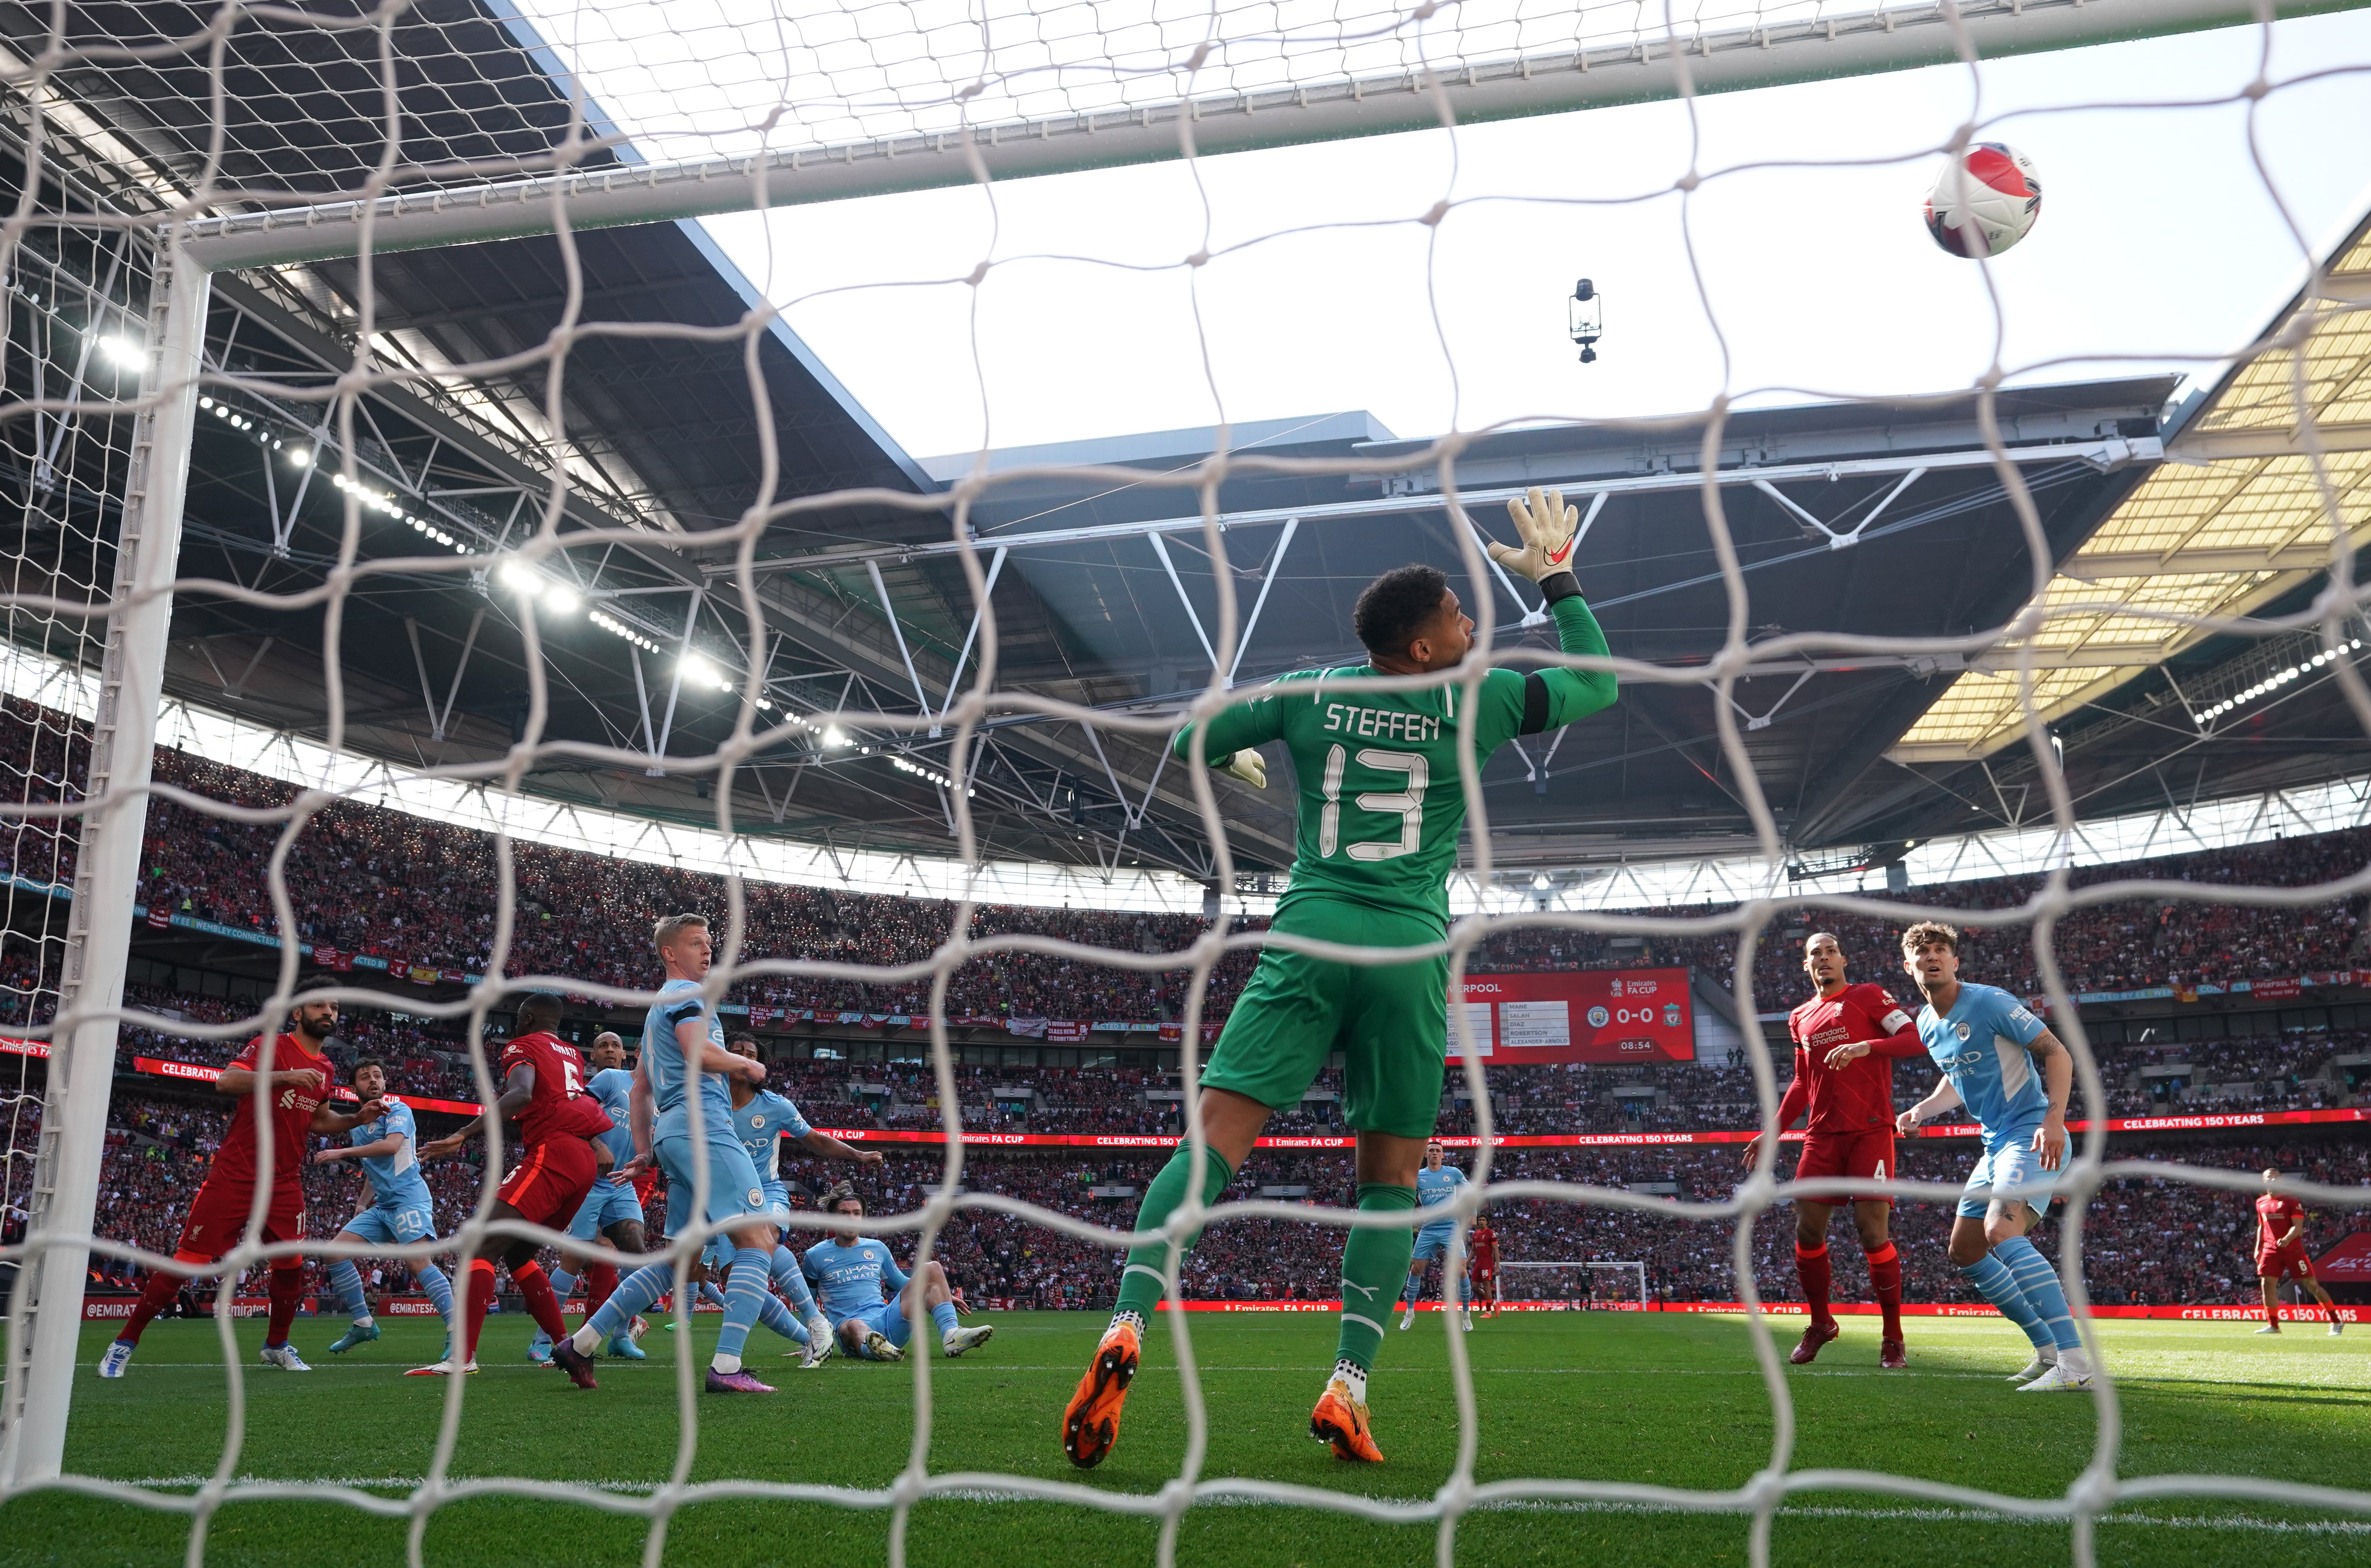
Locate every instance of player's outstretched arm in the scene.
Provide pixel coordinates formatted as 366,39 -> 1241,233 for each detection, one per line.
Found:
1744,1049 -> 1812,1165
2026,1030 -> 2072,1170
1171,682 -> 1288,783
420,1065 -> 534,1155
796,1129 -> 884,1168
1897,1077 -> 1962,1136
313,1133 -> 404,1166
310,1098 -> 385,1136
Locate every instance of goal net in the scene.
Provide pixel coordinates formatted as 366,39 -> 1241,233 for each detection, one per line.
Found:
1498,1260 -> 1649,1309
3,0 -> 2371,1561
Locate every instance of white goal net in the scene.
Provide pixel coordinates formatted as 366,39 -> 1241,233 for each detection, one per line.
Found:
2,2 -> 2370,1566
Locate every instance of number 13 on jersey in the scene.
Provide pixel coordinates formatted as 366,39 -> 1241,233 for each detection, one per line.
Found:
1319,743 -> 1427,862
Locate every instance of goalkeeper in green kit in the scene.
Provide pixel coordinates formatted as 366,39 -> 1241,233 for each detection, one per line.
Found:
1060,489 -> 1618,1468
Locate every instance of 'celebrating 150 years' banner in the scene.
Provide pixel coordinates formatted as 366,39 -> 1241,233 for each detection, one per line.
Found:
1450,969 -> 1695,1063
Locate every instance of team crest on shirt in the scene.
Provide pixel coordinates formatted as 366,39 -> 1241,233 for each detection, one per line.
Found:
748,1187 -> 764,1207
750,1114 -> 764,1128
1954,1022 -> 1972,1041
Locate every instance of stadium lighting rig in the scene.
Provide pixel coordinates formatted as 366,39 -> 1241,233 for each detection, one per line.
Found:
328,471 -> 469,552
2193,640 -> 2365,726
892,754 -> 974,797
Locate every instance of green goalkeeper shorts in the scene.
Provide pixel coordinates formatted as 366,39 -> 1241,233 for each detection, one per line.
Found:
1198,896 -> 1449,1140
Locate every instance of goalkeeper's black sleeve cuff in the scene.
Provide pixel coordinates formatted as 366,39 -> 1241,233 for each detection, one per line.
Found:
1539,570 -> 1582,605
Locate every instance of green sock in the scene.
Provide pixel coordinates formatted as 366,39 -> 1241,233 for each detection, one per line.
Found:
1111,1144 -> 1235,1322
1335,1183 -> 1418,1376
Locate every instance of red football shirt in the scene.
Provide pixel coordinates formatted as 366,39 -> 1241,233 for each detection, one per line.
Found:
498,1030 -> 614,1148
1783,982 -> 1919,1134
1469,1226 -> 1499,1271
213,1033 -> 332,1188
2256,1193 -> 2305,1252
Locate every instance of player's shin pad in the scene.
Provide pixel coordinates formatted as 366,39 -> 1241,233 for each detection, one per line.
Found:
1339,1184 -> 1417,1373
1113,1145 -> 1235,1322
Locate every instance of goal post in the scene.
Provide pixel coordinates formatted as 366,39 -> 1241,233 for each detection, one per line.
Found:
177,0 -> 2363,273
1497,1260 -> 1650,1310
0,241 -> 210,1487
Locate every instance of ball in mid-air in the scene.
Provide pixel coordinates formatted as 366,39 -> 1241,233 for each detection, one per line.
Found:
1924,143 -> 2042,258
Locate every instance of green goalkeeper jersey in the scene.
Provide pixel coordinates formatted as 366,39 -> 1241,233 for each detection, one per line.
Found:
1172,594 -> 1617,933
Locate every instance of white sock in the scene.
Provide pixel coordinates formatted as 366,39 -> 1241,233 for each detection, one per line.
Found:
353,1314 -> 375,1329
1332,1358 -> 1368,1403
570,1324 -> 604,1356
1107,1308 -> 1145,1337
2059,1345 -> 2092,1375
808,1316 -> 833,1340
712,1352 -> 743,1375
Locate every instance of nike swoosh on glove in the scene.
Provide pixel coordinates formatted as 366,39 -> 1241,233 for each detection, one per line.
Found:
1488,486 -> 1580,582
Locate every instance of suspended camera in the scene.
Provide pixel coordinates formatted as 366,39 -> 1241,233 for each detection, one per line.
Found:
1568,277 -> 1603,363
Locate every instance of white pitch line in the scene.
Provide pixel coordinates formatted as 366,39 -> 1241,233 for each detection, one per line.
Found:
93,1480 -> 2371,1534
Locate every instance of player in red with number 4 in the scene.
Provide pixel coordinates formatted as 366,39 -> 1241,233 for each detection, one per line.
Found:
1744,932 -> 1925,1370
1468,1219 -> 1501,1318
418,993 -> 617,1382
2252,1169 -> 2343,1336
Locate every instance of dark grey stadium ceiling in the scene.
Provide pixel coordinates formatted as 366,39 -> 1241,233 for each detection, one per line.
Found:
4,0 -> 2364,891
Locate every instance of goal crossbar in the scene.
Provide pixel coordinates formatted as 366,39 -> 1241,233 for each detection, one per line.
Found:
179,0 -> 2356,273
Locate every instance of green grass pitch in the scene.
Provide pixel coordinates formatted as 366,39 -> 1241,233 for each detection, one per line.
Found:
2,1311 -> 2364,1566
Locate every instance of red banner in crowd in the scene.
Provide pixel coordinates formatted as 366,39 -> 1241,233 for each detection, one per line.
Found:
2249,976 -> 2304,1002
1453,969 -> 1695,1063
2312,1230 -> 2371,1282
126,1055 -> 482,1116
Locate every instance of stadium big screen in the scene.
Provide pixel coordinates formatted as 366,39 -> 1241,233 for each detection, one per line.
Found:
1451,969 -> 1693,1062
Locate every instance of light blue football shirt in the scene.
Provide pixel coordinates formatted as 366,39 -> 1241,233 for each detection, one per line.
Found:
733,1090 -> 813,1182
800,1236 -> 908,1322
352,1098 -> 433,1208
585,1066 -> 636,1168
1416,1161 -> 1467,1227
1916,981 -> 2052,1141
642,977 -> 731,1142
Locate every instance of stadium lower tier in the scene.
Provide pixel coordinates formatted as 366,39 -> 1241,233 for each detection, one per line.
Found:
66,1089 -> 2369,1315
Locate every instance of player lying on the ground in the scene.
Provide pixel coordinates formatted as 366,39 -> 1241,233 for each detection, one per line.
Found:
1468,1217 -> 1500,1317
1062,489 -> 1618,1469
416,992 -> 616,1381
2253,1168 -> 2345,1336
1398,1141 -> 1473,1332
555,914 -> 793,1394
1896,921 -> 2094,1392
800,1189 -> 992,1361
99,999 -> 384,1378
311,1058 -> 459,1364
1743,931 -> 1923,1369
529,1032 -> 649,1365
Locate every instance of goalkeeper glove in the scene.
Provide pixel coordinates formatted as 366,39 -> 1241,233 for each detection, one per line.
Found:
1220,749 -> 1267,789
1489,486 -> 1581,583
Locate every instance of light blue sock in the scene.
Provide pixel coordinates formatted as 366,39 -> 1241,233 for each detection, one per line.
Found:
550,1267 -> 578,1304
582,1262 -> 670,1344
328,1260 -> 370,1320
700,1282 -> 731,1311
770,1248 -> 819,1318
1402,1267 -> 1425,1309
755,1290 -> 806,1343
416,1264 -> 455,1330
1959,1250 -> 2051,1349
715,1248 -> 772,1364
930,1300 -> 958,1339
1995,1235 -> 2084,1352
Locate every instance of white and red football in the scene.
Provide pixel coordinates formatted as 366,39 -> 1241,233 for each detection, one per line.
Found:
1924,142 -> 2043,258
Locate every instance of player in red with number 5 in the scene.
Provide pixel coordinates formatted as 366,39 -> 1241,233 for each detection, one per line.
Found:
1468,1219 -> 1501,1318
97,1000 -> 384,1379
417,993 -> 617,1382
2252,1169 -> 2343,1336
1743,932 -> 1924,1369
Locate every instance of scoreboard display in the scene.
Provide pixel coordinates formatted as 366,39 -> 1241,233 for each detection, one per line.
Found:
1450,969 -> 1695,1062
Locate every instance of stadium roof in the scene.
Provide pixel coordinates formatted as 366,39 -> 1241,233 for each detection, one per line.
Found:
4,0 -> 2368,897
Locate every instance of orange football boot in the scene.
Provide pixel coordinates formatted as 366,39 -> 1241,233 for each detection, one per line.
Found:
1310,1378 -> 1385,1463
1062,1318 -> 1141,1469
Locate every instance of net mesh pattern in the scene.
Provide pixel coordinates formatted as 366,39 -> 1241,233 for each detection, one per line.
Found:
1,1 -> 2369,1564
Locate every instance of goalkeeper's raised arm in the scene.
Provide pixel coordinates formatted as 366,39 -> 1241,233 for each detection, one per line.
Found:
1170,485 -> 1617,931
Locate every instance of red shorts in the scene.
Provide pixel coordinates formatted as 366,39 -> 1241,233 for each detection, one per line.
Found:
2257,1244 -> 2315,1281
497,1137 -> 599,1230
176,1177 -> 305,1259
1472,1264 -> 1497,1283
1794,1128 -> 1897,1206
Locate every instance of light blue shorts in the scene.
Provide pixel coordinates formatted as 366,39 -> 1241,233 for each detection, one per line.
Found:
838,1301 -> 912,1355
567,1177 -> 647,1242
658,1130 -> 783,1239
1410,1224 -> 1457,1263
341,1198 -> 435,1248
1960,1134 -> 2061,1220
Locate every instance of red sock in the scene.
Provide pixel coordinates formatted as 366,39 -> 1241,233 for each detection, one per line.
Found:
1866,1242 -> 1904,1340
586,1261 -> 620,1319
512,1260 -> 568,1343
2325,1298 -> 2340,1325
264,1266 -> 303,1347
120,1259 -> 197,1345
1795,1241 -> 1833,1327
464,1259 -> 500,1363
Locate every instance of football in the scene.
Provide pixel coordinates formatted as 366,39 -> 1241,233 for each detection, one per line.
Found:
1924,142 -> 2043,258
